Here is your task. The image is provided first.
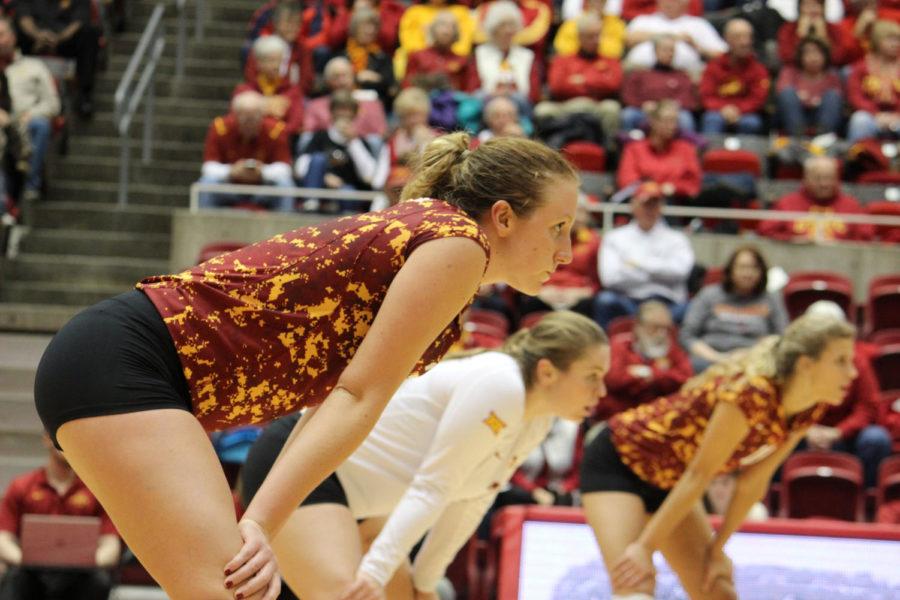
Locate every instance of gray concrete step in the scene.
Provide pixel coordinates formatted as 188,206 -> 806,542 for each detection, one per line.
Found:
2,253 -> 169,286
46,180 -> 190,208
19,228 -> 171,260
92,95 -> 231,123
49,155 -> 199,188
31,202 -> 172,234
0,304 -> 82,333
70,110 -> 216,143
0,281 -> 134,306
0,391 -> 42,435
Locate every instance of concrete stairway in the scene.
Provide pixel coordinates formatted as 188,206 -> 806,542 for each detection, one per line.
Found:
0,0 -> 260,332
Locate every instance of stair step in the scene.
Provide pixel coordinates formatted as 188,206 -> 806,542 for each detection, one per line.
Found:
0,366 -> 36,395
48,135 -> 205,164
31,202 -> 172,233
129,0 -> 257,23
49,155 -> 199,188
19,228 -> 170,261
107,54 -> 241,79
0,304 -> 83,333
0,433 -> 46,460
46,180 -> 189,208
2,253 -> 169,286
70,110 -> 216,142
0,281 -> 137,307
93,94 -> 231,121
0,392 -> 42,435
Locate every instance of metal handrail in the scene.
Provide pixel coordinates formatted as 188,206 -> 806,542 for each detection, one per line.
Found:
176,0 -> 205,79
114,3 -> 166,207
188,181 -> 900,240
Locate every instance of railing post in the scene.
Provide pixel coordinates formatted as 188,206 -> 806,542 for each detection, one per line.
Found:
195,0 -> 205,41
176,0 -> 187,79
142,65 -> 156,164
118,134 -> 131,207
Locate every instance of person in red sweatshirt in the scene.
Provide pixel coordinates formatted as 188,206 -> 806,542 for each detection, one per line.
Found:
800,301 -> 892,486
233,35 -> 305,136
777,0 -> 863,67
758,156 -> 876,242
243,2 -> 315,97
699,18 -> 769,135
846,19 -> 899,143
535,12 -> 623,142
617,99 -> 702,202
594,300 -> 692,422
403,11 -> 474,91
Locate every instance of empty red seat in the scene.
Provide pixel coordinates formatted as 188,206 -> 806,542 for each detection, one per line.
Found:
872,343 -> 900,393
196,241 -> 246,265
779,450 -> 865,521
858,171 -> 900,185
702,266 -> 724,287
782,271 -> 855,321
519,311 -> 550,330
876,455 -> 900,516
466,308 -> 510,335
867,202 -> 900,243
701,149 -> 762,177
562,141 -> 606,173
865,274 -> 900,336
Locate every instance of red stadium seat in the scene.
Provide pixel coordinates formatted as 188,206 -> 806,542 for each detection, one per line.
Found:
606,315 -> 635,337
867,202 -> 900,243
519,311 -> 550,330
858,171 -> 900,185
865,274 -> 900,336
467,308 -> 510,335
868,330 -> 900,346
703,266 -> 724,287
701,149 -> 762,177
562,141 -> 606,173
782,271 -> 855,321
871,343 -> 900,393
462,320 -> 507,349
876,455 -> 900,515
196,241 -> 246,265
779,451 -> 865,521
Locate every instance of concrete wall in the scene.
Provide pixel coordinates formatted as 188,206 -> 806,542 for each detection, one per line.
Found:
171,211 -> 900,301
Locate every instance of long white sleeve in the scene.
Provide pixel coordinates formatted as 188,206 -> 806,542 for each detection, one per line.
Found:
201,161 -> 231,181
357,370 -> 525,587
599,229 -> 650,289
642,231 -> 694,284
261,161 -> 292,183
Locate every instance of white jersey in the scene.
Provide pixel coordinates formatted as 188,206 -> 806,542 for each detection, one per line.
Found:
337,352 -> 554,591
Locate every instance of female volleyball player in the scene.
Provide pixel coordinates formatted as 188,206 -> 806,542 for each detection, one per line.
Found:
33,132 -> 580,600
240,311 -> 610,600
579,313 -> 857,600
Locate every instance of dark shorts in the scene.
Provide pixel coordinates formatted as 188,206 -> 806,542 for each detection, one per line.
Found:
34,290 -> 192,450
240,413 -> 349,510
580,426 -> 670,513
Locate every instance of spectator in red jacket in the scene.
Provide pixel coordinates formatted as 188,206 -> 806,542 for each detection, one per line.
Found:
403,11 -> 474,91
234,35 -> 304,136
775,36 -> 844,137
620,34 -> 698,133
197,91 -> 295,212
801,301 -> 892,486
758,156 -> 876,242
699,18 -> 769,135
617,99 -> 702,202
846,19 -> 899,143
534,12 -> 623,143
242,2 -> 315,96
327,0 -> 404,55
594,300 -> 692,422
777,0 -> 863,66
0,433 -> 121,600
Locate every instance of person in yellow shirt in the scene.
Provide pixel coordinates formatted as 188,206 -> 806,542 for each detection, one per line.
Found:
554,0 -> 626,59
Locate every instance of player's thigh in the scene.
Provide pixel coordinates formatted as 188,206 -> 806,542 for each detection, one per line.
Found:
582,491 -> 653,595
57,409 -> 243,600
657,504 -> 737,600
273,503 -> 363,600
358,516 -> 415,600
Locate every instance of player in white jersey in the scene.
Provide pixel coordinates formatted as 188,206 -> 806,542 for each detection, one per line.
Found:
240,310 -> 610,600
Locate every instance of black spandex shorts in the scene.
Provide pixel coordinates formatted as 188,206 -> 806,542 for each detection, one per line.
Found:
579,426 -> 670,513
240,413 -> 349,509
34,290 -> 192,450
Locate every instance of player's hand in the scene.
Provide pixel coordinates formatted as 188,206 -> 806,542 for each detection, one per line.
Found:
224,519 -> 281,600
338,572 -> 385,600
611,542 -> 655,590
702,545 -> 733,593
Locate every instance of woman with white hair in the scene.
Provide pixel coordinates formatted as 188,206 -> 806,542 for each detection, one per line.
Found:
233,34 -> 305,135
470,0 -> 542,105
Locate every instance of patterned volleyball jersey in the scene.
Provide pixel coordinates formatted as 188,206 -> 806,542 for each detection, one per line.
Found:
609,374 -> 827,489
138,199 -> 490,431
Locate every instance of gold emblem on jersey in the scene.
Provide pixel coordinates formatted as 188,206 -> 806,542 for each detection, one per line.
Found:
482,411 -> 507,436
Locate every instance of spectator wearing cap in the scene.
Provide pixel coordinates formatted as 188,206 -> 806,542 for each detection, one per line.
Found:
468,1 -> 542,106
304,56 -> 388,140
699,19 -> 769,135
234,35 -> 304,136
594,188 -> 694,328
554,0 -> 626,60
0,17 -> 60,203
617,99 -> 702,203
13,0 -> 100,118
295,90 -> 389,214
335,7 -> 397,107
846,19 -> 900,143
620,34 -> 698,133
197,91 -> 295,213
535,12 -> 623,143
243,3 -> 315,97
758,156 -> 875,242
0,432 -> 120,600
801,300 -> 892,487
775,36 -> 844,138
623,0 -> 727,74
594,300 -> 692,422
403,11 -> 474,92
680,246 -> 788,374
